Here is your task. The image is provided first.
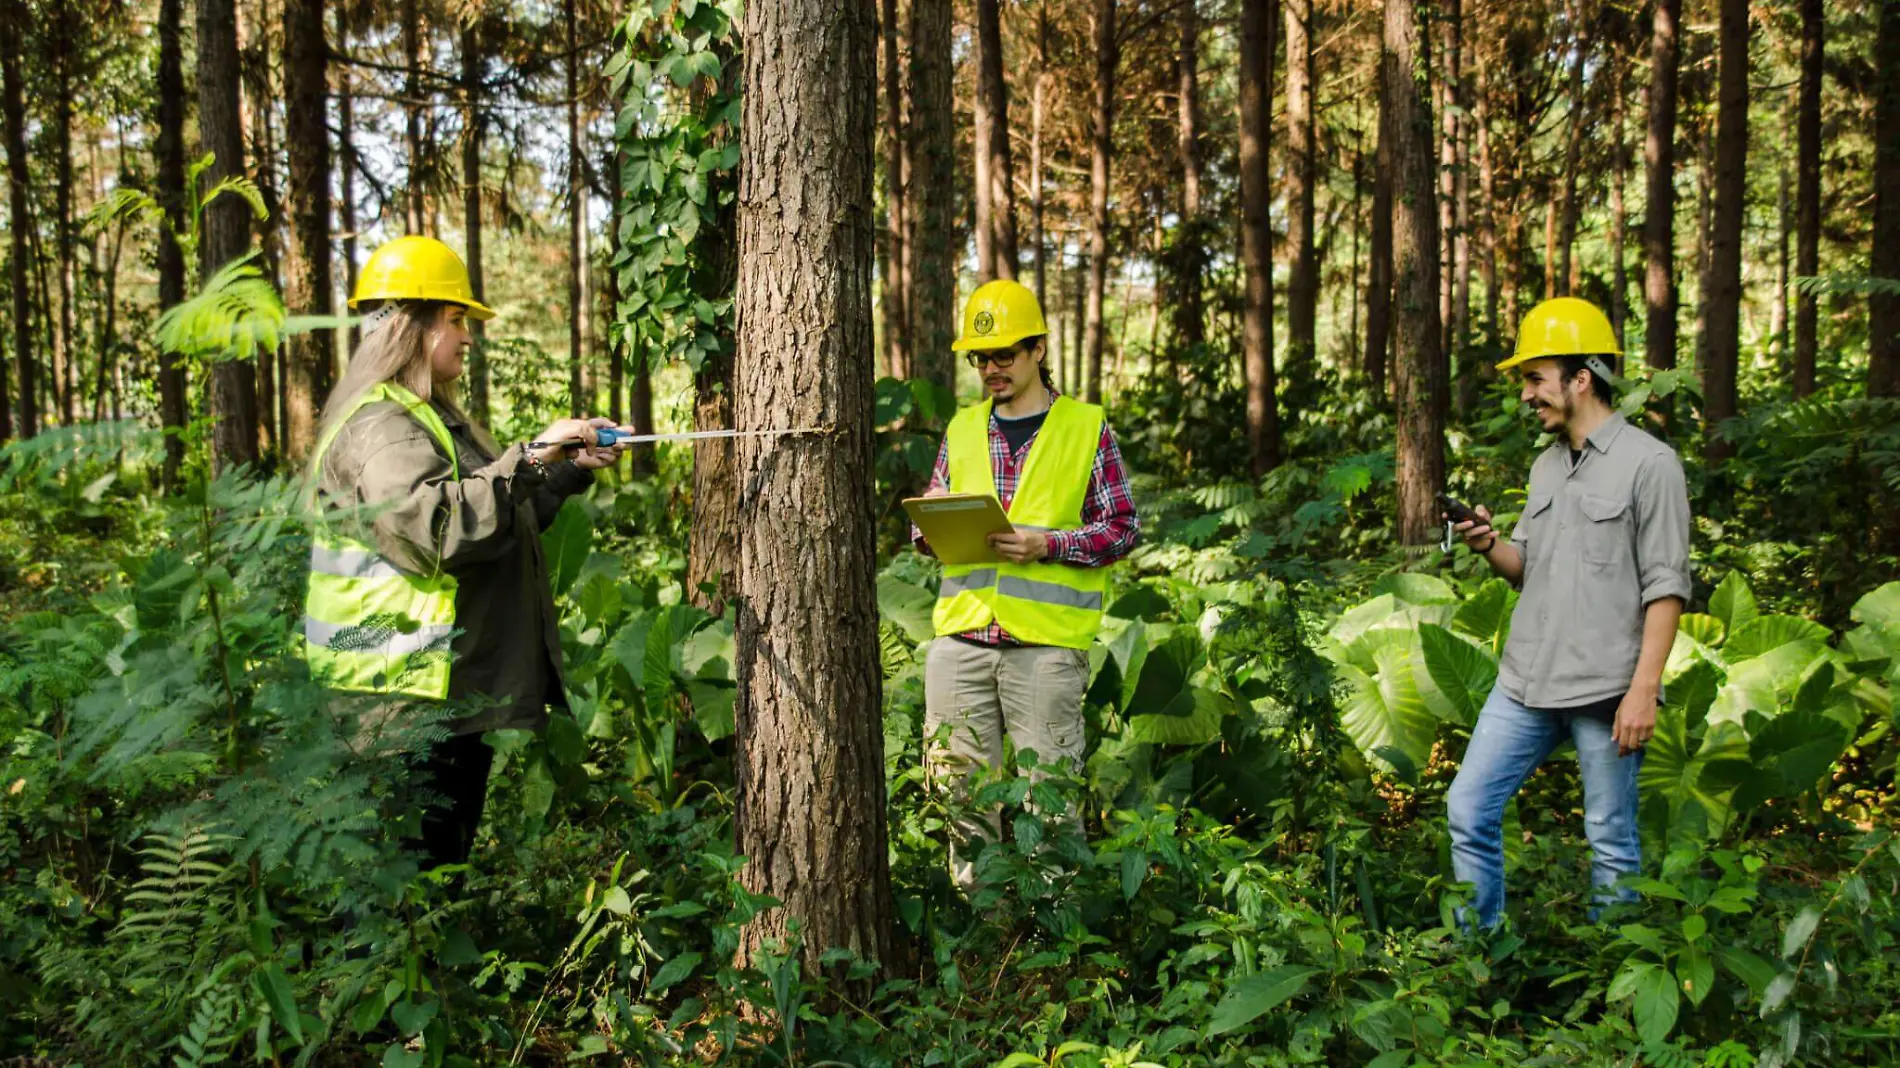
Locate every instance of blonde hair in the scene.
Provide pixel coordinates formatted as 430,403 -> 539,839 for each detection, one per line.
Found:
312,301 -> 499,471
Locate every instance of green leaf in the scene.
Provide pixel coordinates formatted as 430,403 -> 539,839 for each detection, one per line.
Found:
1125,687 -> 1226,745
1633,964 -> 1681,1045
1121,849 -> 1148,900
1451,578 -> 1515,653
1204,966 -> 1319,1036
520,751 -> 556,826
1418,623 -> 1498,727
1336,630 -> 1437,775
1718,948 -> 1778,994
540,499 -> 594,599
1619,924 -> 1667,958
686,680 -> 736,742
651,951 -> 703,994
253,964 -> 304,1044
877,575 -> 937,644
546,712 -> 587,767
1678,612 -> 1727,649
1709,572 -> 1759,635
1709,639 -> 1832,728
1849,581 -> 1900,629
382,1047 -> 425,1068
389,998 -> 437,1038
1724,615 -> 1830,662
1678,944 -> 1715,1008
1372,572 -> 1458,605
1780,906 -> 1821,960
349,990 -> 389,1035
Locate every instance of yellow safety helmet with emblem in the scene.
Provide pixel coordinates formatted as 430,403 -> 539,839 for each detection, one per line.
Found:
1498,296 -> 1619,371
350,235 -> 496,320
952,279 -> 1049,351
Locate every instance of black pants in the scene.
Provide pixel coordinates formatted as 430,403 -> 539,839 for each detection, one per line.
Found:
413,732 -> 496,868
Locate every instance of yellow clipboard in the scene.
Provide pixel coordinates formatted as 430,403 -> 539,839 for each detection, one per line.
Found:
902,493 -> 1015,565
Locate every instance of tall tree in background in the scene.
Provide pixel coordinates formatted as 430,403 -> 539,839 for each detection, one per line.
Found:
402,0 -> 425,231
1643,0 -> 1680,372
1238,0 -> 1279,473
880,0 -> 910,378
1169,0 -> 1205,353
1445,0 -> 1470,363
155,0 -> 187,477
463,19 -> 491,424
2,0 -> 31,440
687,33 -> 741,614
906,0 -> 954,396
1387,0 -> 1445,543
1554,0 -> 1589,296
335,5 -> 359,359
1081,0 -> 1116,403
1701,0 -> 1748,458
199,0 -> 260,468
973,0 -> 1018,283
1283,0 -> 1317,411
282,0 -> 332,463
1790,0 -> 1818,397
1872,0 -> 1900,397
1473,52 -> 1499,343
565,0 -> 585,415
51,3 -> 75,425
1608,64 -> 1629,345
731,0 -> 894,977
1365,35 -> 1393,398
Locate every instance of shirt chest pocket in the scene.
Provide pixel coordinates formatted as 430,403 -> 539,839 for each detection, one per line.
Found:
1577,492 -> 1631,566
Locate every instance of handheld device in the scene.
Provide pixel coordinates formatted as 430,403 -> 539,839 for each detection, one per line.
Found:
1435,491 -> 1484,527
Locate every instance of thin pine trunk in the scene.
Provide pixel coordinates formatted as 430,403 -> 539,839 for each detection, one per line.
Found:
1701,0 -> 1748,459
336,5 -> 358,358
1475,54 -> 1499,344
1449,0 -> 1470,367
1283,0 -> 1317,411
1556,0 -> 1589,295
1609,63 -> 1629,348
1366,36 -> 1393,398
974,0 -> 1018,282
1387,0 -> 1446,544
403,0 -> 425,231
566,0 -> 584,415
200,0 -> 260,470
1792,0 -> 1820,397
463,22 -> 490,425
283,0 -> 332,463
1082,0 -> 1116,404
1870,0 -> 1900,397
4,0 -> 35,439
1239,0 -> 1279,472
52,3 -> 74,425
881,0 -> 910,378
1172,0 -> 1204,352
1032,7 -> 1048,309
907,0 -> 954,396
1643,0 -> 1680,371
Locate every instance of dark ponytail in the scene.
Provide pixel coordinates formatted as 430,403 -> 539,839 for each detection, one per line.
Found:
1027,336 -> 1054,392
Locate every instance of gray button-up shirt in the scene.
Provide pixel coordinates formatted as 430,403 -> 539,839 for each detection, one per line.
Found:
1496,413 -> 1693,708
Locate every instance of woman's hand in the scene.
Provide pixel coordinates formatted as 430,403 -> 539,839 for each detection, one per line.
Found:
531,417 -> 628,469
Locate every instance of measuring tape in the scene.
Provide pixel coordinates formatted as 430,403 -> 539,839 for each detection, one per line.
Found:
527,426 -> 833,450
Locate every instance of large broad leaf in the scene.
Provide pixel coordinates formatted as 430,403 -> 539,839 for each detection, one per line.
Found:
1709,572 -> 1759,635
1418,623 -> 1498,727
1125,687 -> 1227,746
1204,965 -> 1319,1037
1731,710 -> 1851,809
1126,629 -> 1204,718
1337,630 -> 1437,774
1723,615 -> 1830,663
1640,671 -> 1748,852
1632,963 -> 1682,1046
1451,579 -> 1516,654
540,499 -> 593,599
1678,613 -> 1727,649
876,575 -> 937,644
1852,581 -> 1900,630
1372,572 -> 1458,606
1709,640 -> 1833,728
1326,597 -> 1454,674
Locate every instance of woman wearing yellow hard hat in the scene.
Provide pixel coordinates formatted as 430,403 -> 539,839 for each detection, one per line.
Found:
304,234 -> 632,868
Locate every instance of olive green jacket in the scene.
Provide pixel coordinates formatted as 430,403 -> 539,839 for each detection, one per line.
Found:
316,396 -> 591,732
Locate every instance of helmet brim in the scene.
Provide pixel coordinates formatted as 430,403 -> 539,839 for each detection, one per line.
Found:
347,294 -> 498,322
951,329 -> 1041,352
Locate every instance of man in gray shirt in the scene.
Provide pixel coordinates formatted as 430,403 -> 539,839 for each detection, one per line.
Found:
1445,297 -> 1693,928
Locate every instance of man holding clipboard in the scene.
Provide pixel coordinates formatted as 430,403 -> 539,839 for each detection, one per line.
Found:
906,279 -> 1140,892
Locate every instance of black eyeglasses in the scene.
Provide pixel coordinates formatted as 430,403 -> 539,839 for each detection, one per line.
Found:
965,345 -> 1031,370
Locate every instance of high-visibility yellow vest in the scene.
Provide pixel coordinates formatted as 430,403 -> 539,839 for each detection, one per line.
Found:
303,383 -> 460,699
933,396 -> 1108,649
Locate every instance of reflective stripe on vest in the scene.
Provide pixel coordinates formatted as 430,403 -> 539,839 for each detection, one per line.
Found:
932,396 -> 1109,649
303,382 -> 461,699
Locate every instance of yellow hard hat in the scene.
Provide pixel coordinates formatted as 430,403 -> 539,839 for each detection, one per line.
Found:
350,235 -> 496,320
951,279 -> 1048,351
1498,296 -> 1619,371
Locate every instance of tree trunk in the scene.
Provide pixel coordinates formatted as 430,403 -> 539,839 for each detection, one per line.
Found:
1387,0 -> 1445,544
732,0 -> 893,978
2,0 -> 32,440
403,0 -> 425,231
1609,62 -> 1629,348
1239,0 -> 1279,472
906,0 -> 954,395
199,0 -> 260,470
153,0 -> 187,474
462,22 -> 490,425
1474,51 -> 1498,345
1791,0 -> 1820,398
565,0 -> 585,415
1170,0 -> 1204,352
974,0 -> 1018,283
1366,31 -> 1393,397
1555,0 -> 1589,296
1283,0 -> 1316,410
1771,150 -> 1789,364
880,0 -> 910,379
1082,0 -> 1116,404
336,5 -> 359,359
282,0 -> 332,464
1448,0 -> 1470,367
51,3 -> 74,426
1032,6 -> 1049,309
1643,0 -> 1680,372
1702,0 -> 1748,460
688,39 -> 742,615
1871,0 -> 1900,397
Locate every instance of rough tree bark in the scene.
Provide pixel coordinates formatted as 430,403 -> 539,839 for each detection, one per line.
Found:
565,0 -> 587,416
1284,0 -> 1317,408
731,0 -> 894,977
1609,62 -> 1629,347
1082,0 -> 1116,404
3,0 -> 33,439
1170,0 -> 1204,352
283,0 -> 332,463
906,0 -> 954,395
51,3 -> 74,425
974,0 -> 1018,282
1555,0 -> 1589,296
336,5 -> 359,358
1239,0 -> 1279,472
1643,0 -> 1680,372
1032,6 -> 1050,309
1387,0 -> 1446,544
1791,0 -> 1819,398
1474,52 -> 1499,344
880,0 -> 910,378
153,0 -> 188,475
1872,0 -> 1900,397
1448,0 -> 1470,366
463,21 -> 490,425
402,0 -> 425,231
199,0 -> 261,469
1366,28 -> 1393,397
1701,0 -> 1748,458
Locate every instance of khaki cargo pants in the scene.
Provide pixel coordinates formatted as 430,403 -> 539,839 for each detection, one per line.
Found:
923,637 -> 1090,891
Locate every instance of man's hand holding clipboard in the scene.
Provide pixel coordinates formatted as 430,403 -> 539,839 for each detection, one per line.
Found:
903,490 -> 1048,565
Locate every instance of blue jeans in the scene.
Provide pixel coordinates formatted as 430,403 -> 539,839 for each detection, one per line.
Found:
1446,685 -> 1644,928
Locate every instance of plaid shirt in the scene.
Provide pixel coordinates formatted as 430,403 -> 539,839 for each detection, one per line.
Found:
911,399 -> 1140,646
